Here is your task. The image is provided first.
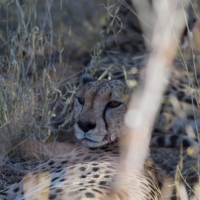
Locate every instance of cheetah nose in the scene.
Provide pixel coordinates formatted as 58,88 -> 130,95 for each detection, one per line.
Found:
77,121 -> 96,132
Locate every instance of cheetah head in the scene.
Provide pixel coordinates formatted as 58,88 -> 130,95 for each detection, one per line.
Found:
73,77 -> 131,148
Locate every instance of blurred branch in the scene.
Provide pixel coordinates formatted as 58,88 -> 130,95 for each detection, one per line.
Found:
108,0 -> 189,199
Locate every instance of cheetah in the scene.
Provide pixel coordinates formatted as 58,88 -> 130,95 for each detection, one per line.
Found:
0,1 -> 199,199
0,74 -> 199,200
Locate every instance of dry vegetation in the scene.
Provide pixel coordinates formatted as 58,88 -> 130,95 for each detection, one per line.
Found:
0,0 -> 200,199
0,0 -> 120,188
0,0 -> 112,155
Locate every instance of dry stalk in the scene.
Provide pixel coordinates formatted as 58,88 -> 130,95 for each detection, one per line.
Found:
108,0 -> 190,199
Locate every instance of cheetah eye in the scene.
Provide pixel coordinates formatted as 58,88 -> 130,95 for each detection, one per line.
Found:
107,101 -> 121,108
77,97 -> 85,105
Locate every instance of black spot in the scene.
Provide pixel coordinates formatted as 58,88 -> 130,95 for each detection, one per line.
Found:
104,149 -> 112,152
85,192 -> 95,198
61,161 -> 68,164
105,170 -> 112,174
83,156 -> 91,160
56,169 -> 63,173
178,84 -> 185,89
93,167 -> 100,172
92,188 -> 103,194
99,181 -> 107,186
177,91 -> 185,99
88,180 -> 95,184
79,188 -> 86,191
81,175 -> 87,178
182,139 -> 191,147
171,85 -> 177,91
185,97 -> 197,105
0,192 -> 8,196
169,135 -> 179,147
52,177 -> 59,182
60,178 -> 65,182
158,181 -> 163,189
57,166 -> 62,169
13,187 -> 19,193
49,194 -> 57,199
100,146 -> 109,150
164,90 -> 170,96
89,147 -> 98,150
48,161 -> 55,165
188,115 -> 195,120
80,167 -> 86,171
156,136 -> 165,147
93,174 -> 99,178
92,163 -> 98,166
56,188 -> 62,193
104,175 -> 110,178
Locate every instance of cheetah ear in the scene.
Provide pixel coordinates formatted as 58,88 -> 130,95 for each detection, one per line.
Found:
81,73 -> 94,85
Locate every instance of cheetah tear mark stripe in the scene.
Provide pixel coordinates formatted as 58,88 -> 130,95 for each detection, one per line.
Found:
102,104 -> 109,130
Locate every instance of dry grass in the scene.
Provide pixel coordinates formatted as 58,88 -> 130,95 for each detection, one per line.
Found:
0,0 -> 200,199
0,1 -> 121,189
0,0 -> 115,157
